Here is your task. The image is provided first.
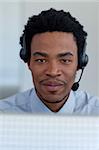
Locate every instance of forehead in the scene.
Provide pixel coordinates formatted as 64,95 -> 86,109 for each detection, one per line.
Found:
30,31 -> 77,54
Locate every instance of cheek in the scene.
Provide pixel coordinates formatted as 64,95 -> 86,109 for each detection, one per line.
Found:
30,65 -> 44,82
31,68 -> 40,77
29,61 -> 47,77
63,68 -> 77,84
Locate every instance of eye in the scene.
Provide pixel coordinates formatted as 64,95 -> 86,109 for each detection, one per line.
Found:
60,59 -> 72,64
35,59 -> 47,63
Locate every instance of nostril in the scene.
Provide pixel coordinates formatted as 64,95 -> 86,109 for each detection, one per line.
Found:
46,73 -> 61,77
46,70 -> 61,77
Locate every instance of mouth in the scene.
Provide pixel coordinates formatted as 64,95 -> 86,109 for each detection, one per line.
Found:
40,80 -> 66,92
42,84 -> 63,92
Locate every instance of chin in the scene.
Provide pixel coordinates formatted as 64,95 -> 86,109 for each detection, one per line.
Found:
39,93 -> 68,103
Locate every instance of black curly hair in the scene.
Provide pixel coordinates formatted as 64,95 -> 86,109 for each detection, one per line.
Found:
19,8 -> 87,65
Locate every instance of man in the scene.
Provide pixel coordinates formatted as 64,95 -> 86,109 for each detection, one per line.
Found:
0,8 -> 99,114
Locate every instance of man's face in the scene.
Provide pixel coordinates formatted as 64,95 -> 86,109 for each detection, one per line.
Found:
28,31 -> 78,103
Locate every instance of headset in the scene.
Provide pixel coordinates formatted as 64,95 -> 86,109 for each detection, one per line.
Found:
19,35 -> 89,91
20,35 -> 29,63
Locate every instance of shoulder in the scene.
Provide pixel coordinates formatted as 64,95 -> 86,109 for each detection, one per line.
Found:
74,90 -> 99,102
0,88 -> 35,112
73,90 -> 99,115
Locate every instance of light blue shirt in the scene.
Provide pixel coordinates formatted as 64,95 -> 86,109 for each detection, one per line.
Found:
0,88 -> 99,115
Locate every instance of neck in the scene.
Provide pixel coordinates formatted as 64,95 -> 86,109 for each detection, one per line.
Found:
42,98 -> 67,112
36,92 -> 69,112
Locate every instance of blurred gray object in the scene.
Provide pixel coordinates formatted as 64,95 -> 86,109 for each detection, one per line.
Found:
0,86 -> 20,99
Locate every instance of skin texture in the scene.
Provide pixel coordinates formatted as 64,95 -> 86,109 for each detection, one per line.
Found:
28,31 -> 78,112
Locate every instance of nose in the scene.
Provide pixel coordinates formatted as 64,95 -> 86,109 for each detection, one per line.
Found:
45,61 -> 61,77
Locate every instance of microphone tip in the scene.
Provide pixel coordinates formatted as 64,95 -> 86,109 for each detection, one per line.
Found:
72,82 -> 79,91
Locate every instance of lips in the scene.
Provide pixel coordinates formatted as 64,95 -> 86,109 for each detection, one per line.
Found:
43,82 -> 63,86
40,79 -> 65,91
43,84 -> 63,91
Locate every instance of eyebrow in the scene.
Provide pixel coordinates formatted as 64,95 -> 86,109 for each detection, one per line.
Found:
32,51 -> 73,57
32,52 -> 48,57
57,52 -> 73,57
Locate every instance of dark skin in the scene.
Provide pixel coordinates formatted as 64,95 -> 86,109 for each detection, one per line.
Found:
28,31 -> 78,112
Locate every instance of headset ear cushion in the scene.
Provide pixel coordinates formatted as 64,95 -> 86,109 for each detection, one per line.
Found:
78,54 -> 89,69
83,54 -> 89,67
19,48 -> 28,63
19,35 -> 29,63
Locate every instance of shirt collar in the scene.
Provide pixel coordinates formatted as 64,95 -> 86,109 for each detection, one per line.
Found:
30,88 -> 52,113
30,88 -> 76,114
57,90 -> 75,114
